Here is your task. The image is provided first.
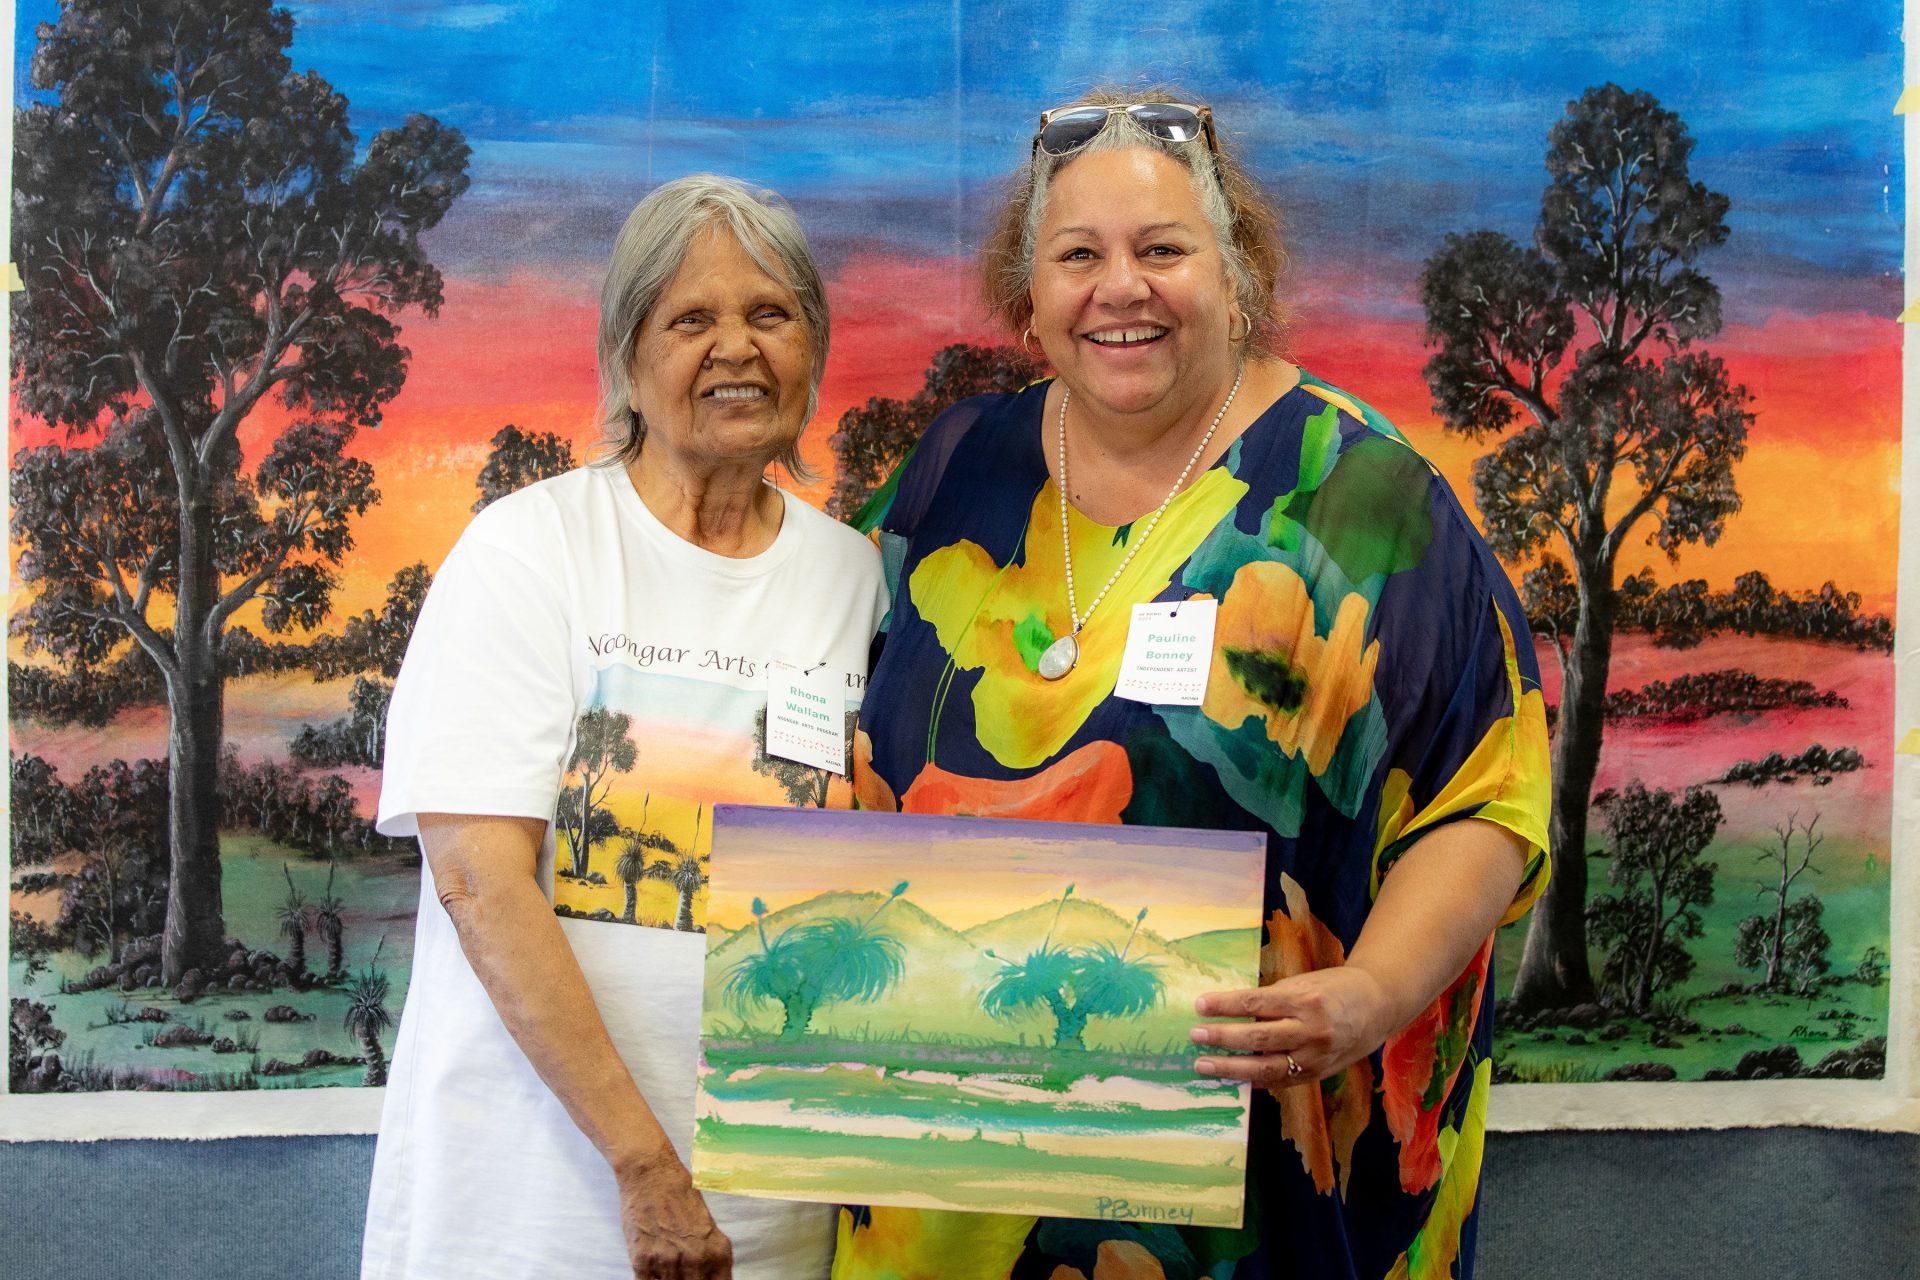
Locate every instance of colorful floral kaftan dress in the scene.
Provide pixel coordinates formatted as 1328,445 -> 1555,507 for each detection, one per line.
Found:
836,372 -> 1551,1280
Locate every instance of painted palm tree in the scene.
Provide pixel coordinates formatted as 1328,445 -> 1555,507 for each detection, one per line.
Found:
981,899 -> 1162,1051
726,883 -> 910,1040
614,796 -> 656,925
314,862 -> 346,982
724,897 -> 809,1033
982,942 -> 1090,1050
615,836 -> 650,925
1072,909 -> 1165,1024
647,853 -> 709,932
678,807 -> 712,931
343,963 -> 395,1086
278,865 -> 312,975
982,882 -> 1079,1044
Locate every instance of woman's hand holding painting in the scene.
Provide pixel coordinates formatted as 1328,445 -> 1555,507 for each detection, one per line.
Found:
1189,818 -> 1531,1096
1191,965 -> 1396,1092
615,1151 -> 735,1280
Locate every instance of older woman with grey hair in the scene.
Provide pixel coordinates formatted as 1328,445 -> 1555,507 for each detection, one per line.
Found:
363,174 -> 886,1280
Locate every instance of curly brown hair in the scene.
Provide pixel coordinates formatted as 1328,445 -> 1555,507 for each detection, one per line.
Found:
978,86 -> 1290,352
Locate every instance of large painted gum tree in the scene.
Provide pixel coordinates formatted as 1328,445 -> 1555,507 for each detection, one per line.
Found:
1418,84 -> 1752,1010
10,0 -> 470,983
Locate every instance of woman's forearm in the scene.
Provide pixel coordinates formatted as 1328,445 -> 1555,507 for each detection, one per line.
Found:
418,812 -> 679,1178
1343,817 -> 1532,1045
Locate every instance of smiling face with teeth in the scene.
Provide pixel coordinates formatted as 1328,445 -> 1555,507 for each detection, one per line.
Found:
627,222 -> 817,483
1030,146 -> 1241,432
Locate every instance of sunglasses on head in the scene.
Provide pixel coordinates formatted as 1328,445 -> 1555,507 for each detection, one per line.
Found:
1031,101 -> 1218,158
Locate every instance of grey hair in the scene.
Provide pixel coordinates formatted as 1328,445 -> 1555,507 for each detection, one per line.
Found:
594,174 -> 829,478
980,91 -> 1286,350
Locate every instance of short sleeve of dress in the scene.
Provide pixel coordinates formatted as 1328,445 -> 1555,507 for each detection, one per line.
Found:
856,394 -> 1003,634
375,502 -> 577,838
1368,462 -> 1552,926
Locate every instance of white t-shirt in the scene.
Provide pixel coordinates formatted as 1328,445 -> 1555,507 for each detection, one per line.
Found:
362,465 -> 887,1280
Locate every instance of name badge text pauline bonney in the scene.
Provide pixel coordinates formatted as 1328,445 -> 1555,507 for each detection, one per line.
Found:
1113,599 -> 1217,707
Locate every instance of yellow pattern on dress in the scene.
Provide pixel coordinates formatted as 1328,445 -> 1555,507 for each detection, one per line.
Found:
1201,560 -> 1380,776
832,1205 -> 1036,1280
908,467 -> 1247,769
1384,1059 -> 1492,1280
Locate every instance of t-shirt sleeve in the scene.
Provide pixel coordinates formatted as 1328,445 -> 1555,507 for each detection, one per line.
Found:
1370,468 -> 1553,926
376,509 -> 576,838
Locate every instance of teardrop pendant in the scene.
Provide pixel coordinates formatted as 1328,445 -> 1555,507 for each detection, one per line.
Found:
1037,633 -> 1079,681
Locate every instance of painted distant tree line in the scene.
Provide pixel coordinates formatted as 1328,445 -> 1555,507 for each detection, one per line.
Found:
827,342 -> 1046,518
1539,563 -> 1892,653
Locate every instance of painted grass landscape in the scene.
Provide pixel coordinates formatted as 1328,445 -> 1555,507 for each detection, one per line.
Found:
9,822 -> 418,1093
10,671 -> 419,1095
692,806 -> 1265,1226
1492,635 -> 1893,1084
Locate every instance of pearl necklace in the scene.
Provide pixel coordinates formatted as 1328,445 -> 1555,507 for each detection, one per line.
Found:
1037,365 -> 1245,681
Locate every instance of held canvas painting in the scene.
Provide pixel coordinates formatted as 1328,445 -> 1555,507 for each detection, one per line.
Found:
692,805 -> 1267,1226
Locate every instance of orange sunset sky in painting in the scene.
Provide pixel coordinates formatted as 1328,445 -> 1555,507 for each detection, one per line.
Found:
6,253 -> 1899,639
158,253 -> 1905,625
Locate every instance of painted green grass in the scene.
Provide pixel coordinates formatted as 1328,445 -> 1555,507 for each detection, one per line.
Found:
1497,978 -> 1888,1083
10,835 -> 418,1091
1493,827 -> 1891,1081
703,1033 -> 1209,1084
704,1063 -> 1244,1133
695,1116 -> 1244,1225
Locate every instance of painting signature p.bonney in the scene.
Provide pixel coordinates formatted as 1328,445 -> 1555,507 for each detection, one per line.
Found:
1094,1198 -> 1198,1225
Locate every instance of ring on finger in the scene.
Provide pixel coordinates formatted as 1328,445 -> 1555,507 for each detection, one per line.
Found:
1284,1051 -> 1304,1079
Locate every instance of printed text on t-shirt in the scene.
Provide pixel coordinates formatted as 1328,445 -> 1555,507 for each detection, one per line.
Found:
587,633 -> 866,688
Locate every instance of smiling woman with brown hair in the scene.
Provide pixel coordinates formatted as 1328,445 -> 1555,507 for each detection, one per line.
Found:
837,89 -> 1552,1279
362,175 -> 885,1280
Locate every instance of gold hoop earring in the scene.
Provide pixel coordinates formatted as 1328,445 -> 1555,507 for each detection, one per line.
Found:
1022,324 -> 1044,359
1229,309 -> 1252,344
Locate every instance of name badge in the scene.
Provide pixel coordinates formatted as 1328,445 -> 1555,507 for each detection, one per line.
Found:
765,661 -> 847,775
1113,599 -> 1217,706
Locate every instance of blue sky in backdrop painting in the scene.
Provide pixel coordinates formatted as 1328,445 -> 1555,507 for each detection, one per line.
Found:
16,0 -> 1899,307
9,0 -> 1906,611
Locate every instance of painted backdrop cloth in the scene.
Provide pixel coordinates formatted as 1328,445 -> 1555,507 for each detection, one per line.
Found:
841,375 -> 1551,1280
368,467 -> 887,1280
